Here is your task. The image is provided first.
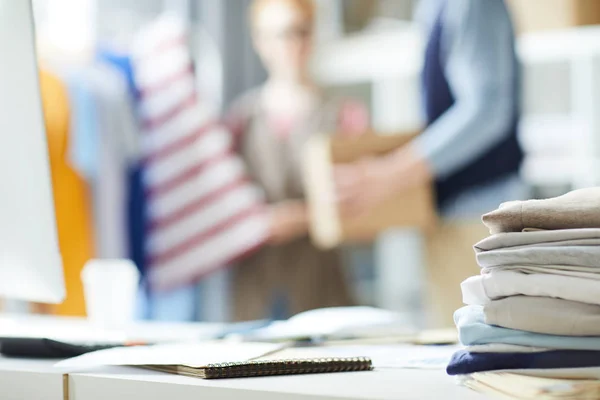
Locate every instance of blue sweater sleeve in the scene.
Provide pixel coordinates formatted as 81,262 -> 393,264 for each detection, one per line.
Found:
412,0 -> 519,180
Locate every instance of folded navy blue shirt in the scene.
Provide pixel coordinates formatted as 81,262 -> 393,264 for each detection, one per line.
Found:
447,349 -> 600,375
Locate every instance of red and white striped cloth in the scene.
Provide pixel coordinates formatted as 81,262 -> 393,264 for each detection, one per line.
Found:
132,14 -> 268,291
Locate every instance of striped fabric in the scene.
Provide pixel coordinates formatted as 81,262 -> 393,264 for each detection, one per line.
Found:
131,14 -> 268,291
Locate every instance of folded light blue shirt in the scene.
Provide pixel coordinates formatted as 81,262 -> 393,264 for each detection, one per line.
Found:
455,306 -> 600,350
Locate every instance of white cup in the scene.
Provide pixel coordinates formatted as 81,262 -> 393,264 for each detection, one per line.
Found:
81,259 -> 140,329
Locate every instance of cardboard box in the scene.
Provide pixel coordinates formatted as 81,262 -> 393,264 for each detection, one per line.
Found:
506,0 -> 600,34
303,132 -> 436,249
424,221 -> 490,328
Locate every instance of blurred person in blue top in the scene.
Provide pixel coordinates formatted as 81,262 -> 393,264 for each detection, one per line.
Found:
335,0 -> 527,218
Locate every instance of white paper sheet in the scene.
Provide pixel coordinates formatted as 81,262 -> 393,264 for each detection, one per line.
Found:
303,344 -> 459,370
503,367 -> 600,380
54,341 -> 285,369
241,307 -> 414,341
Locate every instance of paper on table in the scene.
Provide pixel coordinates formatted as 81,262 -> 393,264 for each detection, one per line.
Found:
55,342 -> 285,369
507,367 -> 600,380
464,372 -> 600,400
266,344 -> 459,370
328,345 -> 459,369
241,306 -> 414,341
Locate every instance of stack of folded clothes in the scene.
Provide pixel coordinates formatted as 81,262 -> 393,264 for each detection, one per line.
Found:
447,188 -> 600,376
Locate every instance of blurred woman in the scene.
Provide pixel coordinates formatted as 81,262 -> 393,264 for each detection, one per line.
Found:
227,0 -> 368,321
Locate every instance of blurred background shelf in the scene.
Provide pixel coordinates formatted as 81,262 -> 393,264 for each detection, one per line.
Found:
312,23 -> 600,190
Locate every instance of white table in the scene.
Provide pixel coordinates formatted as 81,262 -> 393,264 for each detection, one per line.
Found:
66,365 -> 487,400
0,356 -> 64,400
0,315 -> 489,399
0,352 -> 489,400
0,314 -> 223,399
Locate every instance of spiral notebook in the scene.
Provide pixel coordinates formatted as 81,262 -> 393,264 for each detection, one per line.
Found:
146,357 -> 373,379
56,342 -> 373,379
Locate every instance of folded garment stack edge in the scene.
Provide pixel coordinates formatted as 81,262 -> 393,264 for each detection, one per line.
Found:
448,188 -> 600,377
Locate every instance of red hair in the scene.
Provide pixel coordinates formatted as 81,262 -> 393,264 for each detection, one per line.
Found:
249,0 -> 316,29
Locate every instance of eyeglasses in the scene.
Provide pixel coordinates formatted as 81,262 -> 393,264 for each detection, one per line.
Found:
258,25 -> 313,41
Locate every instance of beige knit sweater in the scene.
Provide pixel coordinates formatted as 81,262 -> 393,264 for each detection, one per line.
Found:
482,188 -> 600,233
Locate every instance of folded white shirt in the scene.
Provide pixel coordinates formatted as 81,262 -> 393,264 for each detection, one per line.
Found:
462,270 -> 600,306
482,265 -> 600,279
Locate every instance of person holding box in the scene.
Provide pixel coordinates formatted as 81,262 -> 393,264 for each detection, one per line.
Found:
335,0 -> 526,218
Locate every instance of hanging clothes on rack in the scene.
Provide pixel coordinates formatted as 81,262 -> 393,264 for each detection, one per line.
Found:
96,47 -> 150,319
40,70 -> 94,316
96,48 -> 148,276
130,13 -> 268,314
67,63 -> 140,260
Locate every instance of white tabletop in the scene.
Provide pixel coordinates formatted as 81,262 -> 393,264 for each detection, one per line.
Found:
0,315 -> 489,400
67,365 -> 488,400
0,354 -> 489,400
0,314 -> 224,400
0,356 -> 64,400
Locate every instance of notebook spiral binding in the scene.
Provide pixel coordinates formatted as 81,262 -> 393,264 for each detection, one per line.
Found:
201,357 -> 373,379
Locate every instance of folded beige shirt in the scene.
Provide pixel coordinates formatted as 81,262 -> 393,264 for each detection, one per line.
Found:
482,188 -> 600,234
476,246 -> 600,268
474,229 -> 600,252
484,296 -> 600,336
